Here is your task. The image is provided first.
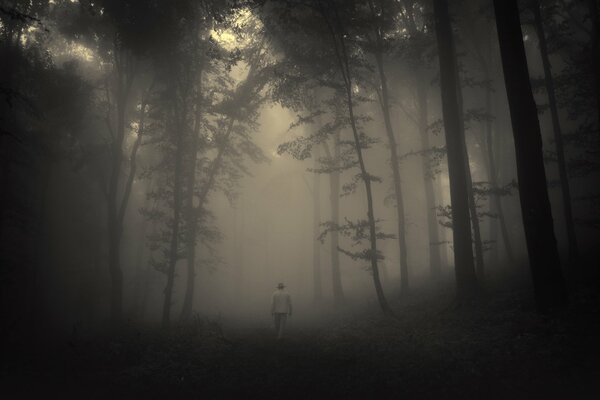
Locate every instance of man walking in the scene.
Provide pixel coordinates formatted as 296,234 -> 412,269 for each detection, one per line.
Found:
271,283 -> 292,339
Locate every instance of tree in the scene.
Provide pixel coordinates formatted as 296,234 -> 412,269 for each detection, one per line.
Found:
364,0 -> 410,295
531,0 -> 579,263
397,0 -> 443,279
315,0 -> 390,313
493,0 -> 567,312
459,3 -> 516,266
312,145 -> 323,302
432,0 -> 477,299
267,0 -> 391,312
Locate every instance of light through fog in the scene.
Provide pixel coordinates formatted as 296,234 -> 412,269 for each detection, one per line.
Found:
3,0 -> 600,397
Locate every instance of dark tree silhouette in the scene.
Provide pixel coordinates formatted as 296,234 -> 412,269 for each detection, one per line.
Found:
531,0 -> 579,263
493,0 -> 568,311
432,0 -> 478,300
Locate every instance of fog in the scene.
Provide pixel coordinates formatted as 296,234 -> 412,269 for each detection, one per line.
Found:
2,0 -> 600,398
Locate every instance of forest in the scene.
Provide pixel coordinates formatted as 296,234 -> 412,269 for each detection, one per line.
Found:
1,0 -> 600,398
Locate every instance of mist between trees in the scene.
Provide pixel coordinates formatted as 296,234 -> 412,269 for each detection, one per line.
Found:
2,0 -> 600,354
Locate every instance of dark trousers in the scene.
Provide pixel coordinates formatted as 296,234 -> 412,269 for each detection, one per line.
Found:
273,313 -> 287,338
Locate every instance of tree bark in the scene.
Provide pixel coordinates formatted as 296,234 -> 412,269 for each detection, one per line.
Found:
369,1 -> 410,295
322,3 -> 390,313
322,137 -> 345,305
493,0 -> 567,312
162,97 -> 188,328
484,80 -> 516,266
416,78 -> 442,279
107,48 -> 135,326
452,39 -> 485,280
180,70 -> 203,322
467,23 -> 516,266
312,146 -> 323,302
401,2 -> 442,279
532,0 -> 579,263
432,0 -> 478,300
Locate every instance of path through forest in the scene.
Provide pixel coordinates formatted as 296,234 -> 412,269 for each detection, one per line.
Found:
5,286 -> 600,399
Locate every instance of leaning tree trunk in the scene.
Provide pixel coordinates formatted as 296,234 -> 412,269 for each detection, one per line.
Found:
373,47 -> 410,296
323,137 -> 345,306
532,0 -> 579,263
416,78 -> 442,279
493,0 -> 567,312
323,3 -> 390,313
312,146 -> 323,302
433,0 -> 478,300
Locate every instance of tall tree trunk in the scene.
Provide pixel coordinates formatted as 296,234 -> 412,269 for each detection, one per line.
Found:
484,81 -> 516,266
236,202 -> 244,301
373,45 -> 409,296
401,1 -> 441,279
180,72 -> 203,322
532,0 -> 579,263
107,49 -> 135,326
322,3 -> 390,313
162,100 -> 187,328
493,0 -> 567,312
432,0 -> 478,300
468,24 -> 516,266
453,45 -> 485,280
370,0 -> 409,294
312,146 -> 323,302
464,152 -> 485,279
416,78 -> 442,279
323,137 -> 345,305
437,177 -> 449,269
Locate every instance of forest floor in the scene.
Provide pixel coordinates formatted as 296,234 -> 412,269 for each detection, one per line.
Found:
4,279 -> 600,399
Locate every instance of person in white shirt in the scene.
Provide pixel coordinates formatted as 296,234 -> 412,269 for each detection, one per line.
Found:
271,283 -> 292,339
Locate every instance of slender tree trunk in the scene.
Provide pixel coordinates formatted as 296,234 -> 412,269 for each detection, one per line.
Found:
162,101 -> 187,328
236,202 -> 244,301
437,177 -> 449,269
323,137 -> 345,305
313,146 -> 323,302
493,0 -> 567,311
484,80 -> 516,266
401,2 -> 441,279
462,134 -> 485,279
340,45 -> 389,314
453,45 -> 485,280
133,222 -> 146,317
107,50 -> 135,326
532,0 -> 579,263
321,3 -> 389,313
465,156 -> 485,279
180,71 -> 203,322
416,78 -> 442,279
433,0 -> 478,300
468,25 -> 516,266
373,48 -> 409,295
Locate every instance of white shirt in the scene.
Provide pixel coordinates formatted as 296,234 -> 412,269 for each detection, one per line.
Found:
271,290 -> 292,314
